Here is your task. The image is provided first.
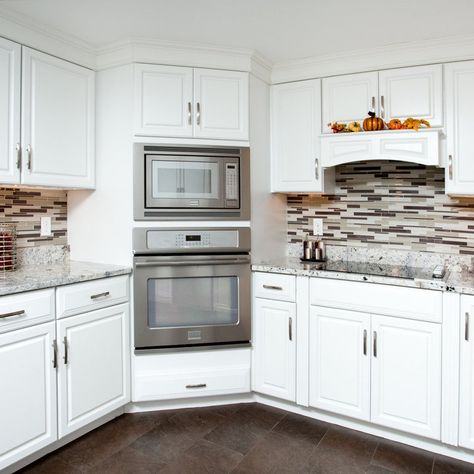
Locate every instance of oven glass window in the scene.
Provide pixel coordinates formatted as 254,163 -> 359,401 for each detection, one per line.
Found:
147,276 -> 238,328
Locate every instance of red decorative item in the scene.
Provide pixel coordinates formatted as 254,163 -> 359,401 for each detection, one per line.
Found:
0,224 -> 17,271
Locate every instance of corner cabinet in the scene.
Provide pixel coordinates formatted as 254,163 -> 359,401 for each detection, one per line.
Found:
134,64 -> 248,141
271,79 -> 333,193
445,61 -> 474,196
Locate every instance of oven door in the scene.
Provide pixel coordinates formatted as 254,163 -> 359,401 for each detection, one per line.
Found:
134,254 -> 251,349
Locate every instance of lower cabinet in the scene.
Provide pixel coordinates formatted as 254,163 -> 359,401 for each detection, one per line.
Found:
309,305 -> 442,440
57,304 -> 130,437
0,322 -> 57,470
253,298 -> 296,402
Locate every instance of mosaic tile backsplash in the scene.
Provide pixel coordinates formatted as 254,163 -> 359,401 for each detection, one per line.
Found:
0,187 -> 67,248
288,161 -> 474,255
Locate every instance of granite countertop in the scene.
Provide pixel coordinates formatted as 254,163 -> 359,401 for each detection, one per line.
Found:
252,256 -> 474,295
0,261 -> 132,296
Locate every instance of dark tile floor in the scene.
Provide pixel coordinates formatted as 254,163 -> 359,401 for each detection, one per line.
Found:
19,403 -> 474,474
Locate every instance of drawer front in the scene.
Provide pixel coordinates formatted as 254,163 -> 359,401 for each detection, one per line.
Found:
310,278 -> 442,323
253,272 -> 296,302
0,289 -> 54,334
56,275 -> 129,319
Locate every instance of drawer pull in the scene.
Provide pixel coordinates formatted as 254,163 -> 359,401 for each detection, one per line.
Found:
0,309 -> 25,319
52,339 -> 58,369
373,331 -> 377,358
363,329 -> 367,356
90,291 -> 110,300
288,317 -> 293,341
263,285 -> 283,291
186,383 -> 207,389
63,336 -> 69,365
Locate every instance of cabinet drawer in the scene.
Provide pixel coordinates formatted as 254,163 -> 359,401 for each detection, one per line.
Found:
253,272 -> 296,302
0,289 -> 54,334
310,278 -> 442,323
56,275 -> 129,319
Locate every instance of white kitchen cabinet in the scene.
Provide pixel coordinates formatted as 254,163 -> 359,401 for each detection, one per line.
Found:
459,295 -> 474,449
253,298 -> 296,402
21,47 -> 95,188
0,322 -> 57,471
134,64 -> 248,140
0,37 -> 21,185
134,64 -> 193,137
309,306 -> 371,421
445,61 -> 474,196
57,303 -> 130,437
272,79 -> 330,193
371,315 -> 442,440
379,64 -> 442,126
322,72 -> 378,133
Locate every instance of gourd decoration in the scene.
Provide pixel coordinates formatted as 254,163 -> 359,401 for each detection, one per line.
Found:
363,111 -> 385,131
388,119 -> 403,130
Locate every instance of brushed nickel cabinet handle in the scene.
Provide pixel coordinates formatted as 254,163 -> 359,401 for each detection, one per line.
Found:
449,155 -> 453,180
373,331 -> 377,357
289,317 -> 293,341
52,339 -> 58,369
466,312 -> 470,341
0,309 -> 25,319
363,329 -> 367,356
63,336 -> 69,365
16,143 -> 21,170
380,95 -> 385,119
196,102 -> 201,125
26,144 -> 32,171
90,291 -> 110,300
315,158 -> 319,180
262,285 -> 283,291
186,383 -> 207,389
187,102 -> 192,125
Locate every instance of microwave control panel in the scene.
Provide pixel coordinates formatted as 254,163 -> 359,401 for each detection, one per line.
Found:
225,163 -> 239,208
146,229 -> 240,250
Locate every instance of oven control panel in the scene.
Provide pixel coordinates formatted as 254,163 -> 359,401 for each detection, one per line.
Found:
146,229 -> 240,250
225,163 -> 239,208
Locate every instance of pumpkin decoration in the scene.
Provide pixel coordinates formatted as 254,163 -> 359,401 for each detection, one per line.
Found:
401,118 -> 431,131
347,121 -> 362,133
388,118 -> 403,130
363,111 -> 385,131
328,122 -> 348,133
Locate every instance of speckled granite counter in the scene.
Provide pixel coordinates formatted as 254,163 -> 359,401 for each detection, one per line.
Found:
0,261 -> 132,296
252,256 -> 474,294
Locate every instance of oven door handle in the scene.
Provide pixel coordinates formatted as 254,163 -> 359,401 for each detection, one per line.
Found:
135,257 -> 250,267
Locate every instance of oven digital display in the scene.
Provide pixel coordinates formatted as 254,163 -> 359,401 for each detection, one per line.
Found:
185,235 -> 201,242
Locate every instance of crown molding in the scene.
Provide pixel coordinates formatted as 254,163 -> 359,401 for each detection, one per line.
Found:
272,34 -> 474,83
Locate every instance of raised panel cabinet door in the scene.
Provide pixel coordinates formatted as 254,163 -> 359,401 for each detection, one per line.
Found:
57,304 -> 130,437
0,322 -> 57,471
0,37 -> 21,185
322,72 -> 378,133
459,295 -> 474,449
134,64 -> 193,137
371,315 -> 441,440
271,79 -> 323,192
379,64 -> 443,126
193,68 -> 249,140
253,298 -> 296,401
309,306 -> 371,421
445,61 -> 474,195
21,47 -> 95,188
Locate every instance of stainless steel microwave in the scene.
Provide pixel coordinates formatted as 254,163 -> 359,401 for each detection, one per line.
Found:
133,144 -> 250,220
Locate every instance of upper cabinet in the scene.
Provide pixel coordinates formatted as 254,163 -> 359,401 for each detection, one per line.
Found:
322,64 -> 443,133
445,61 -> 474,196
0,37 -> 21,185
272,79 -> 333,193
0,44 -> 95,189
134,64 -> 249,141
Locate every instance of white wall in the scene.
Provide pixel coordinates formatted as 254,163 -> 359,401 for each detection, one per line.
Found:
249,74 -> 287,261
68,64 -> 134,266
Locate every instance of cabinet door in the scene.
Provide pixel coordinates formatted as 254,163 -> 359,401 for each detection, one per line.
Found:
271,79 -> 324,192
0,37 -> 21,185
57,304 -> 130,437
21,47 -> 95,188
459,295 -> 474,449
134,64 -> 193,137
193,68 -> 248,140
371,315 -> 441,440
379,64 -> 442,126
253,298 -> 296,401
0,322 -> 57,471
322,72 -> 378,132
309,306 -> 371,421
445,61 -> 474,195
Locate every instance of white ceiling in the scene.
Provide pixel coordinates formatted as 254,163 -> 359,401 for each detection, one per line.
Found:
1,0 -> 474,63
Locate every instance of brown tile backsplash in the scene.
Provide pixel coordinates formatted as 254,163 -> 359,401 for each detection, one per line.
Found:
287,161 -> 474,255
0,187 -> 67,249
